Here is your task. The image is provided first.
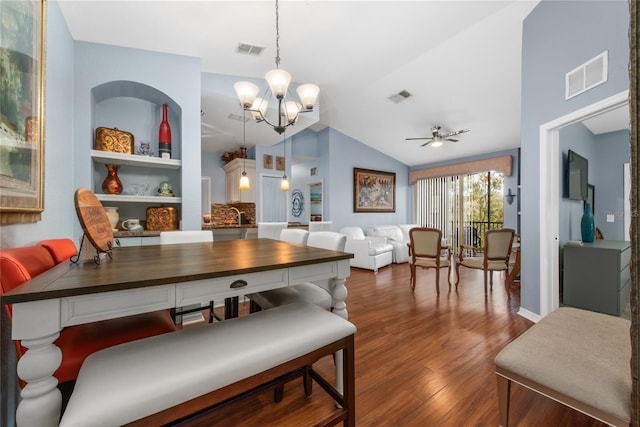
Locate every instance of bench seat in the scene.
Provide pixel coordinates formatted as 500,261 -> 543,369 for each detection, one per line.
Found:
60,302 -> 356,426
495,307 -> 631,426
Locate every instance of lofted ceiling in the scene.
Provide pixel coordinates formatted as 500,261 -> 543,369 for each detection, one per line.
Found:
58,0 -> 542,167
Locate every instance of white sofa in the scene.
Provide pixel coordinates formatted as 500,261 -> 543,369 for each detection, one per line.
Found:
340,227 -> 394,272
366,224 -> 418,264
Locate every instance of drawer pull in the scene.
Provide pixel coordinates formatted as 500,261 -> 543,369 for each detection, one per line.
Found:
230,280 -> 248,289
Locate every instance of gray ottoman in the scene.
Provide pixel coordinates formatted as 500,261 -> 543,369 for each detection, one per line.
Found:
495,307 -> 631,426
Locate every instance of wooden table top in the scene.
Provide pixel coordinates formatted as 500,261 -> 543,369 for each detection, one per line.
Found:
1,239 -> 353,305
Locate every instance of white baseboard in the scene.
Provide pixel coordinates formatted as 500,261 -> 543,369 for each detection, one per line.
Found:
517,307 -> 542,323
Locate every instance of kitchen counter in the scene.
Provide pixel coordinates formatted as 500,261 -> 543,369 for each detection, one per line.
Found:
202,224 -> 256,230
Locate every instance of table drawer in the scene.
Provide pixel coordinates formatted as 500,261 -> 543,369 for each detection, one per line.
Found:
61,285 -> 175,327
290,261 -> 338,285
176,269 -> 288,305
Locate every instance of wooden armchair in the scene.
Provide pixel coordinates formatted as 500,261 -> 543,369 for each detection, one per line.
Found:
408,228 -> 451,294
454,228 -> 515,293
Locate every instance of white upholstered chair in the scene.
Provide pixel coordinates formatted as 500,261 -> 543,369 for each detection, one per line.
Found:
279,228 -> 309,245
248,231 -> 347,311
308,221 -> 333,232
408,227 -> 451,294
339,226 -> 393,272
160,230 -> 217,323
257,222 -> 288,240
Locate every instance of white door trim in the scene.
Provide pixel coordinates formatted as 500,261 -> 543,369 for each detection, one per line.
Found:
538,90 -> 628,317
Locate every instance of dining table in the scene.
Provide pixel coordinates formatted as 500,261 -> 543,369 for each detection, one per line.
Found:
1,238 -> 353,427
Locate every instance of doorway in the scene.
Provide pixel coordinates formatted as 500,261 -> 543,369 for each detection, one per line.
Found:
308,181 -> 323,222
538,90 -> 628,317
260,175 -> 287,222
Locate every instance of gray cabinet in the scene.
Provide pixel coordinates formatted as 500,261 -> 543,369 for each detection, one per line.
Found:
563,240 -> 630,316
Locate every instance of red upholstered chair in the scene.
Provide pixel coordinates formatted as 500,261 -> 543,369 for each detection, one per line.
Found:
1,241 -> 177,385
38,238 -> 78,263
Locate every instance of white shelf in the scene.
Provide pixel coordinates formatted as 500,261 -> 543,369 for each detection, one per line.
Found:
91,150 -> 181,170
97,194 -> 182,203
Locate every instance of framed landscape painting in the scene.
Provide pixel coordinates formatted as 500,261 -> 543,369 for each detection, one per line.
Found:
0,0 -> 46,224
353,168 -> 396,213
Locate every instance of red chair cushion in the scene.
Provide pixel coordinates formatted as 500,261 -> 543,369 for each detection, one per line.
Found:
0,246 -> 56,294
38,239 -> 78,264
54,310 -> 177,383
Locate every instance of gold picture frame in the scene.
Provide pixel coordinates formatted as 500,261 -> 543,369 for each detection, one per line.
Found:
263,154 -> 273,169
276,156 -> 285,171
0,0 -> 46,224
353,168 -> 396,213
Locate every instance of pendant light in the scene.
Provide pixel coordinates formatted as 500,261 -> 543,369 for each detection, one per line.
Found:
239,109 -> 250,190
280,131 -> 289,191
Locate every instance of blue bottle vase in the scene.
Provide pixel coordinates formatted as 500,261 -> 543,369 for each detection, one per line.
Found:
581,202 -> 595,243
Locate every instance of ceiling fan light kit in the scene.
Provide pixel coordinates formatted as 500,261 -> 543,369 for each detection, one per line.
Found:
406,125 -> 470,147
234,0 -> 320,135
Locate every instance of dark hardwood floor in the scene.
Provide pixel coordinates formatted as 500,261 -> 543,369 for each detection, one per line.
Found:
179,264 -> 608,427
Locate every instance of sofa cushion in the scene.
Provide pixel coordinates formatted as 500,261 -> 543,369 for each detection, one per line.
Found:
369,241 -> 395,256
370,225 -> 404,243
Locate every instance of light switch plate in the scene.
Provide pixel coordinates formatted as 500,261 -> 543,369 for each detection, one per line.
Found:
606,214 -> 615,223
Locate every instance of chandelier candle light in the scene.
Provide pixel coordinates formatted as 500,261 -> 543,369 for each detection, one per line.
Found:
280,131 -> 289,191
239,108 -> 250,190
234,0 -> 319,135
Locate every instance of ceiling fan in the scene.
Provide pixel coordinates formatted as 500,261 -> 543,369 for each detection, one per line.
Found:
406,125 -> 470,147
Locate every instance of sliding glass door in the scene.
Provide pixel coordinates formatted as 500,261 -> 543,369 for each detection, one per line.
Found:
415,171 -> 504,250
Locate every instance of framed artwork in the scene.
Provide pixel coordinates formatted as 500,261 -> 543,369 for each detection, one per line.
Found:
263,154 -> 273,169
353,168 -> 396,212
0,0 -> 46,224
276,156 -> 285,171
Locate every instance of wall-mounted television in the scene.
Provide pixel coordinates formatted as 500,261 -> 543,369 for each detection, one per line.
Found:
567,149 -> 588,201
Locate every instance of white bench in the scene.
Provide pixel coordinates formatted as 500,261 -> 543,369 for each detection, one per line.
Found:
59,302 -> 356,426
495,307 -> 631,426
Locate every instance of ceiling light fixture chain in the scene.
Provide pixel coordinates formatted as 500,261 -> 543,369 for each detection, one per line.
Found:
274,0 -> 280,68
234,0 -> 319,135
239,108 -> 250,190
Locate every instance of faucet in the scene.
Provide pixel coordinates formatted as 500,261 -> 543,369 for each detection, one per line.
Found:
228,207 -> 242,227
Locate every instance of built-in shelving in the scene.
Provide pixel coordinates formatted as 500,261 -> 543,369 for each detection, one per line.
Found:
91,150 -> 181,169
96,194 -> 182,203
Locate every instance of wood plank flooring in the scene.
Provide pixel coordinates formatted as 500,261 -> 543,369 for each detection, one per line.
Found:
179,264 -> 608,427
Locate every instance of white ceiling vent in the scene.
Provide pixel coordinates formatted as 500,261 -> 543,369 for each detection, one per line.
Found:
236,43 -> 264,56
565,51 -> 608,100
227,113 -> 249,122
388,90 -> 412,104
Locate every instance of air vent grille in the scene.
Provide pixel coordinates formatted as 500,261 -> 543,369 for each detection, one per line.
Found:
228,113 -> 250,122
388,90 -> 412,104
565,51 -> 608,100
236,43 -> 264,56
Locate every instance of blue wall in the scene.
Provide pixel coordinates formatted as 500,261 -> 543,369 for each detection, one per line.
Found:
521,0 -> 629,315
0,0 -> 75,250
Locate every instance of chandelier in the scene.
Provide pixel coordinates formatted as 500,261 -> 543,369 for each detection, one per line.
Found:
234,0 -> 319,135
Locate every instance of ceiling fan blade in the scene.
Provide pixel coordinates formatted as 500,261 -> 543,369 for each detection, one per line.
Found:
405,137 -> 432,141
420,140 -> 433,147
445,138 -> 458,142
442,128 -> 470,138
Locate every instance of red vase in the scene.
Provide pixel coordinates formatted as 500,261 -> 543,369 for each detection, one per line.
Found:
102,164 -> 123,194
159,103 -> 171,158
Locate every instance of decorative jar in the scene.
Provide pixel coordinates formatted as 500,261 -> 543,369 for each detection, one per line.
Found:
102,164 -> 123,194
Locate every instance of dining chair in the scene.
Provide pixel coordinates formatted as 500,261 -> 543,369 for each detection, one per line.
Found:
279,228 -> 309,245
257,222 -> 288,240
160,230 -> 218,323
247,231 -> 347,400
308,221 -> 333,232
408,228 -> 451,294
455,228 -> 515,293
248,231 -> 346,312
